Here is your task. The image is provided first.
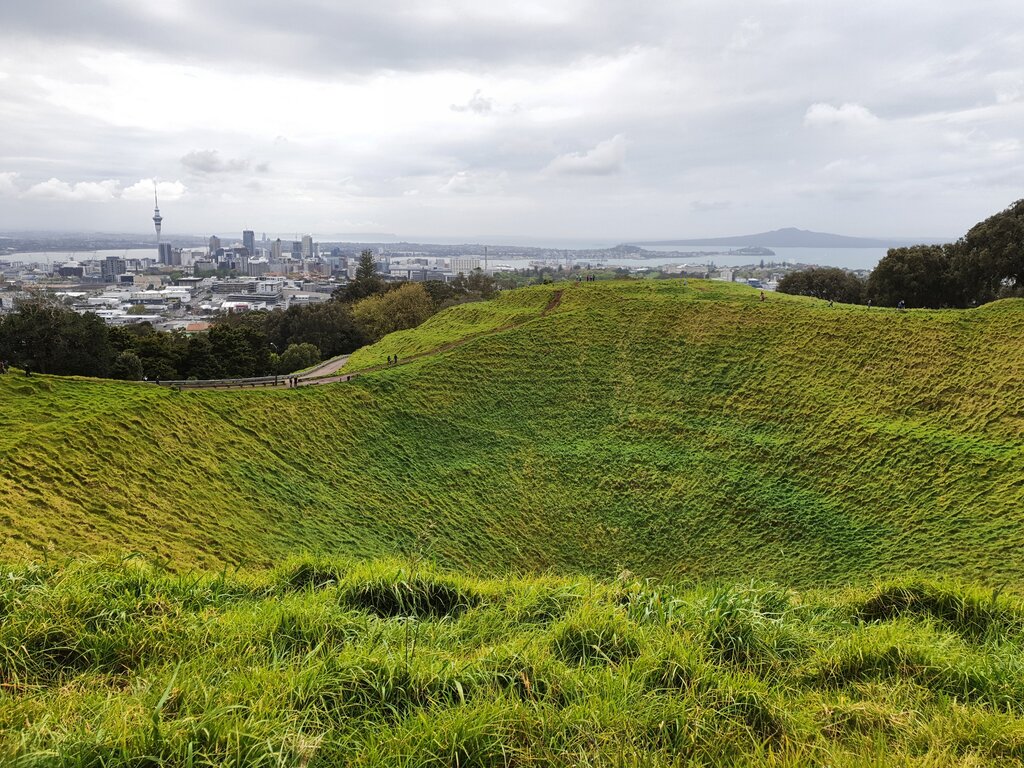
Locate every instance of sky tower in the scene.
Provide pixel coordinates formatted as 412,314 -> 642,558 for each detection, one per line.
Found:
152,184 -> 163,242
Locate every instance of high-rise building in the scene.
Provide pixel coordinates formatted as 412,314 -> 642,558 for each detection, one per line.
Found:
243,230 -> 255,256
271,238 -> 283,260
158,243 -> 173,264
209,235 -> 221,254
450,257 -> 481,275
301,234 -> 314,258
101,256 -> 126,283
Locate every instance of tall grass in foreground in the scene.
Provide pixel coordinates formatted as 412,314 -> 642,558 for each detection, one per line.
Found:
3,556 -> 1024,766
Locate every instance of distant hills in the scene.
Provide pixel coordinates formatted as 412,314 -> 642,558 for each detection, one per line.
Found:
634,227 -> 938,249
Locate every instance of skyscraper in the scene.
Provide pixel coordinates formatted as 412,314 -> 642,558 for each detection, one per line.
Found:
243,230 -> 255,256
301,234 -> 314,258
209,235 -> 221,254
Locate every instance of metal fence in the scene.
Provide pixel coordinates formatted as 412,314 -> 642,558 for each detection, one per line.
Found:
155,373 -> 357,390
156,375 -> 285,390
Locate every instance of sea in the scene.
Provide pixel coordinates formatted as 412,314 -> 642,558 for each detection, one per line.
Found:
483,245 -> 887,272
2,249 -> 159,265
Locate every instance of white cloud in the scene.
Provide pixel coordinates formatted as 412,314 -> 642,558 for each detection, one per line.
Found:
181,149 -> 249,175
0,172 -> 19,196
450,89 -> 494,114
544,134 -> 626,176
804,103 -> 880,128
23,177 -> 120,202
122,178 -> 187,202
438,170 -> 507,194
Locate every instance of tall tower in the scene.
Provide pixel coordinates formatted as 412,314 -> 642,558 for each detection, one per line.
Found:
152,185 -> 163,242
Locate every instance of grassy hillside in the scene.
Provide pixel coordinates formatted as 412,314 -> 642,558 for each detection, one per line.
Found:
5,557 -> 1024,766
2,280 -> 1023,584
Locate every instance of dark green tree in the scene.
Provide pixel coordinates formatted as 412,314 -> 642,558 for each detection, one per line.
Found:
777,267 -> 866,304
110,350 -> 144,380
334,250 -> 386,302
264,302 -> 365,358
952,199 -> 1024,304
0,299 -> 114,376
867,245 -> 957,308
274,342 -> 321,374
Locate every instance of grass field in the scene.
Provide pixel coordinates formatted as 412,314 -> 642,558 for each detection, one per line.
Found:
4,279 -> 1024,763
2,279 -> 1023,585
4,556 -> 1024,766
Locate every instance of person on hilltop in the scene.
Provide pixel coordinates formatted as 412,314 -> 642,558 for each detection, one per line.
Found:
760,290 -> 765,302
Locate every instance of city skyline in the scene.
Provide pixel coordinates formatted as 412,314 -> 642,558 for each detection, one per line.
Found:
0,1 -> 1021,241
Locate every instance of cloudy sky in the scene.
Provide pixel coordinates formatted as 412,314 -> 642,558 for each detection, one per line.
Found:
0,1 -> 1021,242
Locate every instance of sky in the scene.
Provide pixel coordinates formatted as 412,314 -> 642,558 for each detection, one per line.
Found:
0,1 -> 1021,242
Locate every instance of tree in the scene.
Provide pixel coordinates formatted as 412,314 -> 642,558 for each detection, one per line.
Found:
952,199 -> 1024,304
110,350 -> 144,380
334,249 -> 385,302
867,245 -> 957,308
777,267 -> 866,304
264,302 -> 365,358
131,328 -> 187,380
350,282 -> 435,341
0,299 -> 114,376
275,342 -> 321,374
207,322 -> 271,377
180,334 -> 223,380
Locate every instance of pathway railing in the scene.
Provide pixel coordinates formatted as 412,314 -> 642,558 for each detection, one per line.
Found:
156,375 -> 285,390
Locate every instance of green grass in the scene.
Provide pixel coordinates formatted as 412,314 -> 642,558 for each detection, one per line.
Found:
5,279 -> 1024,762
2,280 -> 1024,585
4,557 -> 1024,766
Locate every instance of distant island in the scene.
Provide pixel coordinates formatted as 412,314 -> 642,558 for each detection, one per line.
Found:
633,227 -> 935,249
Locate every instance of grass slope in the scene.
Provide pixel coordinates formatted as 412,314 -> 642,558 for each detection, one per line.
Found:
2,280 -> 1023,584
5,557 -> 1024,766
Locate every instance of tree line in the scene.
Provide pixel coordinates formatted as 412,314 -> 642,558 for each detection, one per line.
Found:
0,251 -> 497,380
777,199 -> 1024,308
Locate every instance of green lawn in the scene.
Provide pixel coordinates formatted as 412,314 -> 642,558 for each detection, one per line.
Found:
1,280 -> 1022,586
4,556 -> 1024,766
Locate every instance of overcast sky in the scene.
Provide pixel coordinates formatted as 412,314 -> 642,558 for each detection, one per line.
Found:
0,1 -> 1021,242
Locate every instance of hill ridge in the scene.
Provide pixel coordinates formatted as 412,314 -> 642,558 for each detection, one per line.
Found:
2,279 -> 1022,586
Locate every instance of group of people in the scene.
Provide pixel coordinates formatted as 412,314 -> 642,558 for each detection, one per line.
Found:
575,274 -> 597,283
386,355 -> 400,366
286,376 -> 301,388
